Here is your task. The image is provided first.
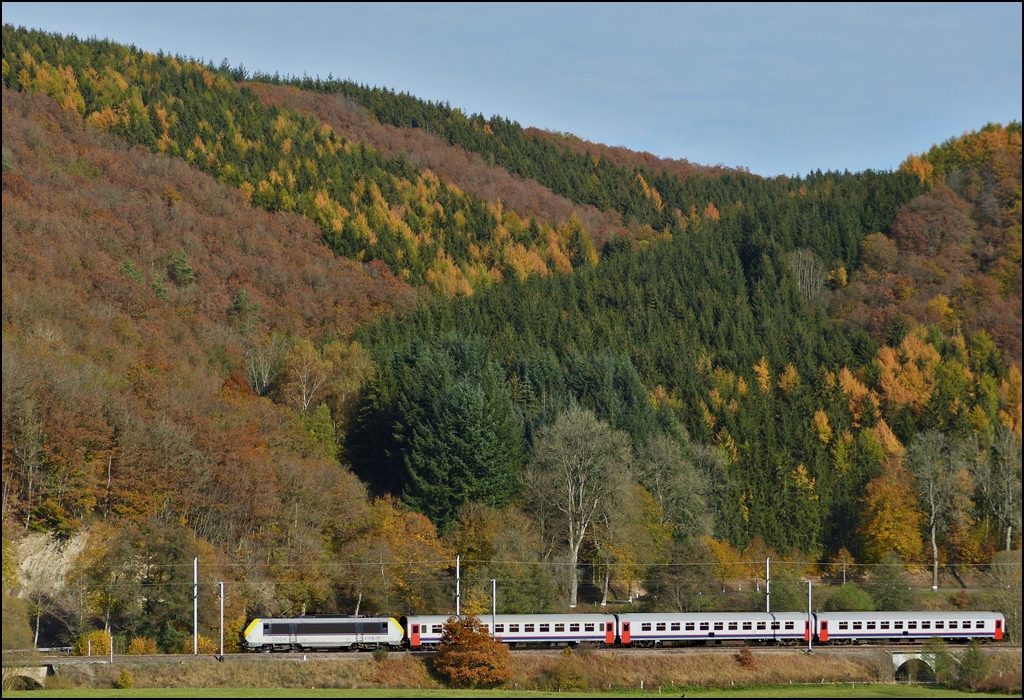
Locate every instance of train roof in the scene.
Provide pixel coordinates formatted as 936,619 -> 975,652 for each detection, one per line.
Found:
814,610 -> 1003,620
617,611 -> 808,621
404,613 -> 614,623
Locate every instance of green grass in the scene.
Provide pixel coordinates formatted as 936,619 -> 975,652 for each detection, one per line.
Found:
2,685 -> 1014,699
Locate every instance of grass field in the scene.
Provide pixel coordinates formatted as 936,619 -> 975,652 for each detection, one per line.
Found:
0,683 -> 1017,698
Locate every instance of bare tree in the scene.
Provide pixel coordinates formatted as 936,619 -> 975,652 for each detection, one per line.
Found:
908,431 -> 976,590
243,332 -> 287,397
284,338 -> 332,412
635,434 -> 713,541
786,248 -> 827,303
975,428 -> 1023,551
985,549 -> 1022,643
524,408 -> 632,608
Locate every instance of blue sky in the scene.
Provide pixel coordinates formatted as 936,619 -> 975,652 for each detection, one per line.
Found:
3,2 -> 1021,177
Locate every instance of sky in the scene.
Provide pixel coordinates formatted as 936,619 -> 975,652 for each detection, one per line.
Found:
2,2 -> 1021,177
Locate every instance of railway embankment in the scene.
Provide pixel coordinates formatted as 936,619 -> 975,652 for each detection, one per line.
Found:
13,647 -> 1021,693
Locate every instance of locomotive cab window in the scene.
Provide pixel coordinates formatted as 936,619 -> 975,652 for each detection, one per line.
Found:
585,623 -> 595,632
641,623 -> 652,631
539,624 -> 550,632
263,624 -> 271,633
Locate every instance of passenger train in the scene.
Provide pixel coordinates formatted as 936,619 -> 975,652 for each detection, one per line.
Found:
241,609 -> 1005,651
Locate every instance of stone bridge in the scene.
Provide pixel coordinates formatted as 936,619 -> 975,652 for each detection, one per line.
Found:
891,651 -> 935,682
2,663 -> 52,690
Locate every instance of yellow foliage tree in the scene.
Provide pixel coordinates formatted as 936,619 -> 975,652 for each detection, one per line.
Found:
859,463 -> 924,563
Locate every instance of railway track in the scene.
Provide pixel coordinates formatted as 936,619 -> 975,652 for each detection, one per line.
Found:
25,642 -> 1020,665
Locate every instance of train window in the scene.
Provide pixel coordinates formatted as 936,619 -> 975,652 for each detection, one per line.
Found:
641,623 -> 652,631
539,624 -> 550,632
784,622 -> 794,630
714,622 -> 723,631
853,622 -> 862,630
509,625 -> 519,633
270,623 -> 291,635
569,624 -> 580,632
432,625 -> 443,634
963,621 -> 971,629
263,624 -> 271,633
494,625 -> 504,633
838,622 -> 848,630
921,621 -> 930,630
728,622 -> 738,631
671,623 -> 681,631
880,622 -> 889,630
412,625 -> 419,634
894,622 -> 903,629
481,624 -> 488,631
699,622 -> 709,631
686,623 -> 695,631
770,621 -> 780,630
948,621 -> 957,629
976,621 -> 985,629
742,622 -> 752,631
935,621 -> 944,629
756,622 -> 766,631
585,624 -> 594,632
555,624 -> 565,632
866,622 -> 875,630
656,623 -> 666,631
524,624 -> 535,633
907,622 -> 917,630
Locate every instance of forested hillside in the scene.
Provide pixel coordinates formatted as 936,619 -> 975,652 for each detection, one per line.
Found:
2,25 -> 1021,652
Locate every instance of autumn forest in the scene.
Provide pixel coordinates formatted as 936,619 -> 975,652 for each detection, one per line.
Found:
1,26 -> 1021,652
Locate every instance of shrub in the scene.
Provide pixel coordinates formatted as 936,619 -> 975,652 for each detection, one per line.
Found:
127,637 -> 157,655
372,645 -> 389,663
44,675 -> 75,690
823,583 -> 875,612
72,630 -> 111,656
735,646 -> 756,669
114,668 -> 134,690
958,640 -> 991,690
167,250 -> 195,286
542,659 -> 588,691
922,636 -> 957,686
433,614 -> 512,688
183,634 -> 219,654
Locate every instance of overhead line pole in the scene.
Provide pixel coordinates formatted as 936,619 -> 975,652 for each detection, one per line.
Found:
193,557 -> 198,655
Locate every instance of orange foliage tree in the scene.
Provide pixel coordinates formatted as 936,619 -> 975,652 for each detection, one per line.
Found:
432,614 -> 512,688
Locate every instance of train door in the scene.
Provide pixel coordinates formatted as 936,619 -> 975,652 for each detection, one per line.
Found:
622,622 -> 631,645
819,620 -> 829,642
605,622 -> 614,645
995,619 -> 1003,641
804,619 -> 811,643
289,623 -> 297,646
411,624 -> 421,648
355,622 -> 364,645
